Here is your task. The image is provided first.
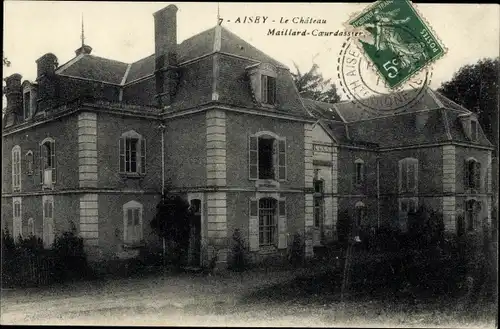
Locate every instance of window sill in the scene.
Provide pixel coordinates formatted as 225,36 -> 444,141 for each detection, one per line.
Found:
254,179 -> 280,189
120,173 -> 145,179
258,245 -> 278,254
260,103 -> 277,109
122,243 -> 145,250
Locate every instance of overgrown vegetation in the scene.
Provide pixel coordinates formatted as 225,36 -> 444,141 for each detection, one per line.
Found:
229,229 -> 248,272
288,232 -> 305,267
1,228 -> 92,287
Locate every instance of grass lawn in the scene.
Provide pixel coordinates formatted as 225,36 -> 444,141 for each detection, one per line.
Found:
1,262 -> 497,327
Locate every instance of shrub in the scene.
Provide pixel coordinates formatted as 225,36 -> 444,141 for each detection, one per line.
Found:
52,231 -> 92,282
229,229 -> 248,272
336,210 -> 352,247
289,232 -> 304,267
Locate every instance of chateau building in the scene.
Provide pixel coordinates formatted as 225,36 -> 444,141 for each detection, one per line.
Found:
2,5 -> 494,267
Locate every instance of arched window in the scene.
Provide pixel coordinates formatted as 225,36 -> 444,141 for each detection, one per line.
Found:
354,201 -> 366,228
465,158 -> 481,190
42,195 -> 54,248
354,159 -> 365,185
123,200 -> 143,245
12,197 -> 22,241
258,198 -> 277,247
465,199 -> 481,231
26,151 -> 34,175
249,131 -> 286,181
27,218 -> 35,236
119,131 -> 146,175
399,158 -> 418,193
12,145 -> 21,191
40,138 -> 56,187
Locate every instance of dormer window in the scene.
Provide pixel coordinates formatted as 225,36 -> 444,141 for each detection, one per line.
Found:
261,75 -> 276,105
471,119 -> 478,142
23,91 -> 31,120
246,62 -> 278,107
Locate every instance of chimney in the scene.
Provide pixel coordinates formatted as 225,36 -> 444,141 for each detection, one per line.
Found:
153,4 -> 178,108
3,74 -> 23,118
75,44 -> 93,56
36,53 -> 59,111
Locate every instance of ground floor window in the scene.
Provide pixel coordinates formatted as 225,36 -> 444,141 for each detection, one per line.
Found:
13,197 -> 22,241
123,200 -> 143,245
465,199 -> 481,232
259,198 -> 277,247
42,196 -> 54,248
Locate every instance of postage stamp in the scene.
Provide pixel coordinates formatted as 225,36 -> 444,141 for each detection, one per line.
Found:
345,0 -> 446,89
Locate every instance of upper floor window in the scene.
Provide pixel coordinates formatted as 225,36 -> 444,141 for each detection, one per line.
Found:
470,120 -> 478,141
355,201 -> 366,228
27,218 -> 35,236
123,200 -> 143,246
12,145 -> 21,191
23,91 -> 31,120
119,131 -> 146,175
26,151 -> 34,175
249,132 -> 286,181
40,138 -> 56,187
354,159 -> 365,185
13,197 -> 22,240
261,75 -> 277,105
399,158 -> 418,193
465,158 -> 481,190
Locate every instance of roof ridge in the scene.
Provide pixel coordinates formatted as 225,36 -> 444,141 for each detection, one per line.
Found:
87,54 -> 128,65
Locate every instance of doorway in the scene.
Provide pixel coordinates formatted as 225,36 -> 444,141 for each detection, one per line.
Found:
188,199 -> 202,267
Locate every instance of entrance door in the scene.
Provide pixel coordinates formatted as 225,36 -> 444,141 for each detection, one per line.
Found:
188,199 -> 202,267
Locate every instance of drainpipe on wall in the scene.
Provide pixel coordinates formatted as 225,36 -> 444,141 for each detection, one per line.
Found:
376,156 -> 381,230
158,123 -> 166,265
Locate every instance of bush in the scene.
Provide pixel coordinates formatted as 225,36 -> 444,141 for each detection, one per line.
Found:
52,231 -> 93,282
229,229 -> 248,272
289,232 -> 305,267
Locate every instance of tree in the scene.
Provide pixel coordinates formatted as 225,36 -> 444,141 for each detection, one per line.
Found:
292,62 -> 341,104
437,58 -> 499,150
150,191 -> 192,266
438,58 -> 499,216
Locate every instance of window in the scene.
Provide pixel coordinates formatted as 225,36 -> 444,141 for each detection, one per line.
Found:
27,218 -> 35,236
249,133 -> 286,181
471,120 -> 478,142
12,145 -> 21,191
119,131 -> 146,175
42,196 -> 54,248
26,151 -> 34,175
40,138 -> 56,187
355,201 -> 366,228
399,197 -> 418,214
23,91 -> 31,120
13,198 -> 22,240
258,198 -> 277,247
465,158 -> 481,190
123,201 -> 143,245
399,158 -> 418,193
261,75 -> 276,105
354,159 -> 365,185
466,199 -> 481,231
313,180 -> 324,228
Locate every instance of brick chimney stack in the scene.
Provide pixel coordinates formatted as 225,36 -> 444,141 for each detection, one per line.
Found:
3,73 -> 23,118
153,4 -> 178,108
36,53 -> 59,111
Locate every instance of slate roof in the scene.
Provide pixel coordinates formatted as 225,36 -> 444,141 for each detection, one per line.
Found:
301,98 -> 342,122
306,87 -> 493,148
58,55 -> 129,85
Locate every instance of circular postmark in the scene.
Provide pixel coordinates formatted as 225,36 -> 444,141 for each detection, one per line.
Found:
337,24 -> 433,113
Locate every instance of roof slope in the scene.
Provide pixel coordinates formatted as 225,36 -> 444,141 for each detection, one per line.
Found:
58,55 -> 129,84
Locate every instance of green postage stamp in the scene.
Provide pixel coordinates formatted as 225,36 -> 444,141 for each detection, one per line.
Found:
346,0 -> 446,89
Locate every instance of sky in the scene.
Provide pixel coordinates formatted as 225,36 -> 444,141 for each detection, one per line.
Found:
3,1 -> 499,104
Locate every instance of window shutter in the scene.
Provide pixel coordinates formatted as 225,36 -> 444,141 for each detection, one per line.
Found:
140,138 -> 146,174
398,161 -> 403,192
474,162 -> 481,189
51,141 -> 56,184
464,159 -> 470,188
249,135 -> 258,180
412,161 -> 418,192
268,77 -> 276,104
278,139 -> 286,181
249,199 -> 259,251
119,137 -> 125,173
39,144 -> 43,185
261,75 -> 267,103
278,199 -> 287,249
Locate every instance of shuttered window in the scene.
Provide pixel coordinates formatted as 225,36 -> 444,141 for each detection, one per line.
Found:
40,139 -> 56,186
26,151 -> 34,175
248,134 -> 286,181
355,159 -> 365,185
465,159 -> 481,190
42,196 -> 54,248
261,75 -> 277,105
12,146 -> 21,191
123,201 -> 143,245
399,158 -> 418,193
13,198 -> 22,240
